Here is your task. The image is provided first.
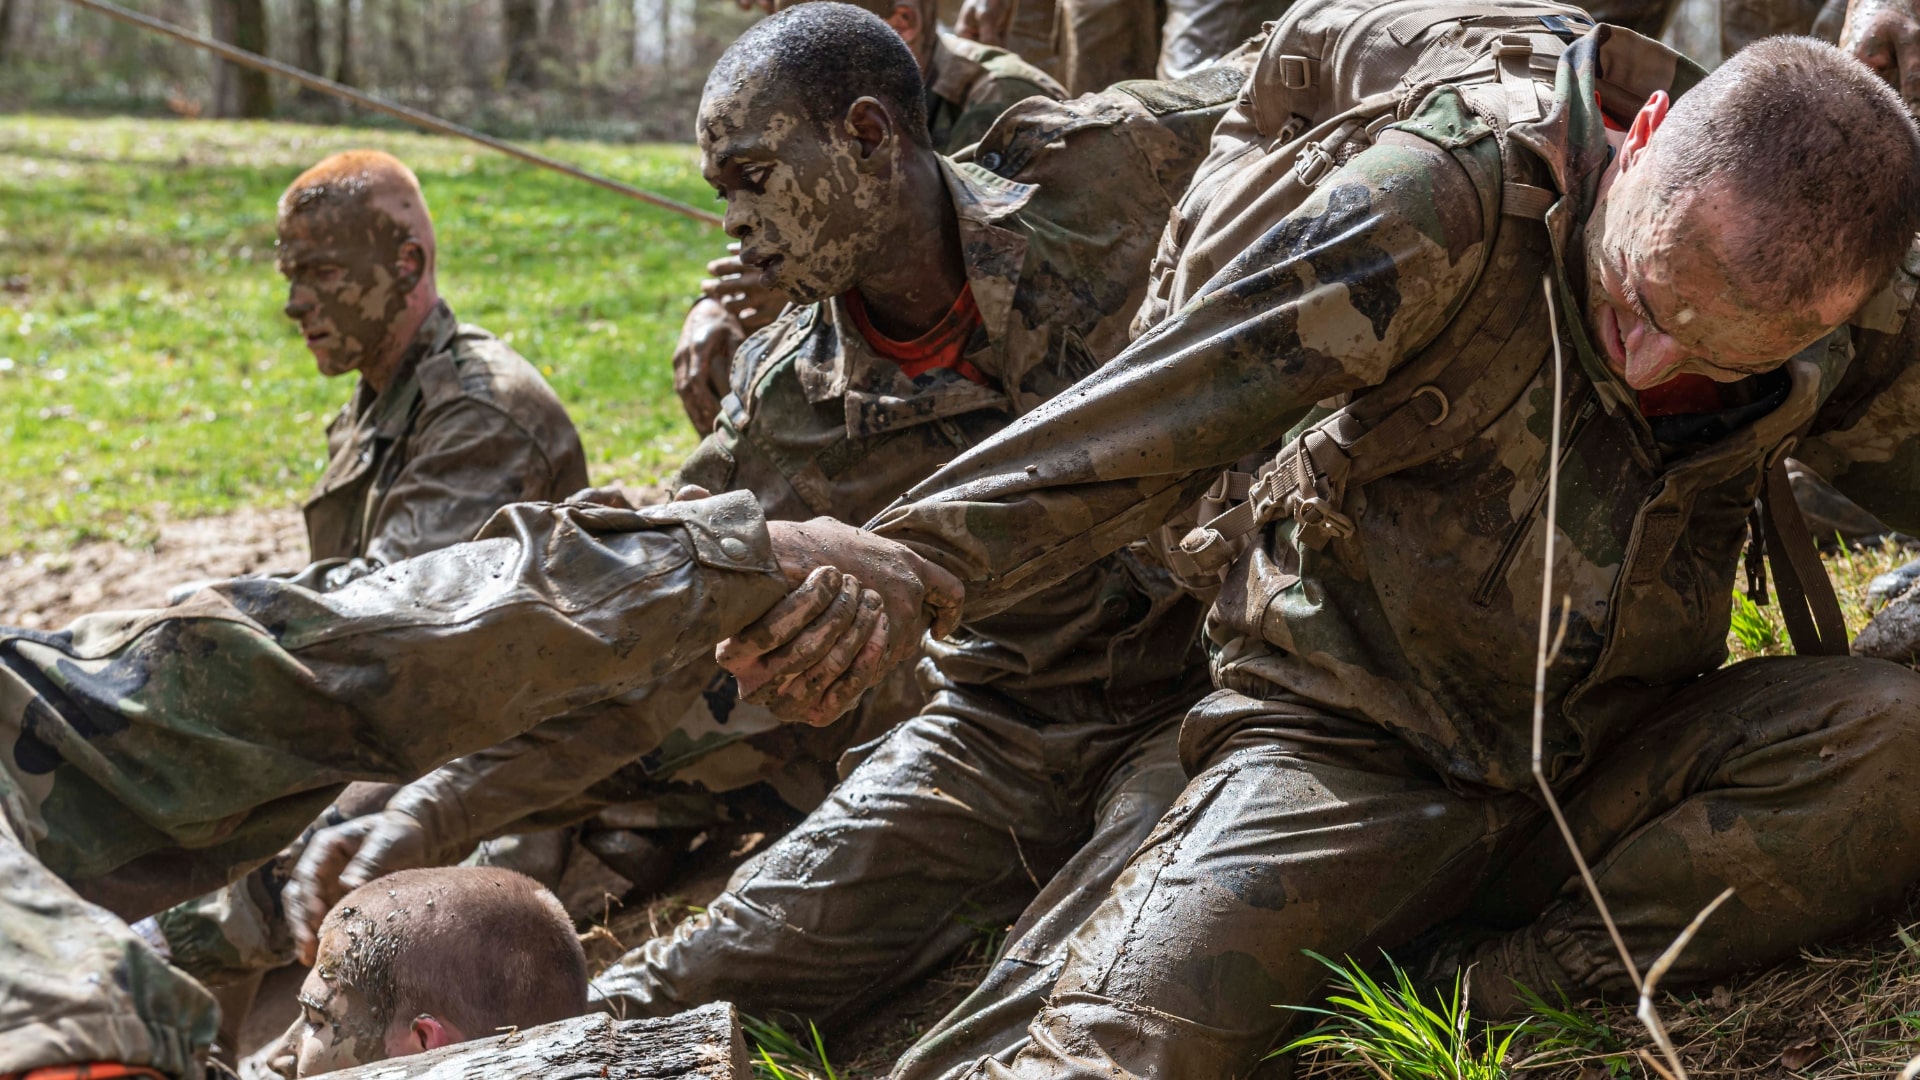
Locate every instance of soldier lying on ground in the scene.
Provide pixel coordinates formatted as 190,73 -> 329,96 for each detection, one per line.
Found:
249,867 -> 587,1078
144,148 -> 588,1043
724,17 -> 1920,1078
283,5 -> 1243,1043
0,494 -> 960,1080
672,0 -> 1064,435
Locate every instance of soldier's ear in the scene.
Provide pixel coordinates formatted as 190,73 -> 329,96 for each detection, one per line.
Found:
394,239 -> 428,295
887,2 -> 922,46
843,97 -> 896,162
1618,90 -> 1671,174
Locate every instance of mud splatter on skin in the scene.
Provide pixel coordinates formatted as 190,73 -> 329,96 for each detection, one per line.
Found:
276,193 -> 425,384
698,74 -> 906,305
293,937 -> 391,1074
1583,155 -> 1863,391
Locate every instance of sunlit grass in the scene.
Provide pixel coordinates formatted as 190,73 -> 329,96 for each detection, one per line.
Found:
0,113 -> 719,553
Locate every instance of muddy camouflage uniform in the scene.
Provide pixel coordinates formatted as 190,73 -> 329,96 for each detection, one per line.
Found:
929,31 -> 1066,151
295,300 -> 587,588
866,23 -> 1920,1078
150,301 -> 587,985
586,73 -> 1249,1031
0,493 -> 789,1078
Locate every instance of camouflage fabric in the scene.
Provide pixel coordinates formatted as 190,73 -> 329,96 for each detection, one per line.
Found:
1054,0 -> 1159,94
584,75 -> 1256,1028
0,493 -> 786,1078
358,75 -> 1239,910
1158,0 -> 1287,78
152,300 -> 587,986
863,23 -> 1920,1077
300,300 -> 588,585
927,32 -> 1066,152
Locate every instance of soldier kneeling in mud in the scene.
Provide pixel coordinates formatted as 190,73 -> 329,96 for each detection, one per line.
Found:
743,10 -> 1920,1077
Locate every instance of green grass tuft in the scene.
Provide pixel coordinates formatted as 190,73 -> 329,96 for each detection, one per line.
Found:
0,113 -> 720,554
1276,951 -> 1530,1080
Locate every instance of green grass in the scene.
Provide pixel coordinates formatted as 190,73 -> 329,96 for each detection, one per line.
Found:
0,113 -> 721,554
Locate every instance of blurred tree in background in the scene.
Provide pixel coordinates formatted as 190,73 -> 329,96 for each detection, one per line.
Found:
0,0 -> 759,139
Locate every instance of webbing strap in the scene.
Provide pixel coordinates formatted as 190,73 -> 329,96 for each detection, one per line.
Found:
1493,35 -> 1541,123
1758,455 -> 1850,655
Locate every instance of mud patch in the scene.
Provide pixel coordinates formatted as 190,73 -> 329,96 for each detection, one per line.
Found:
0,508 -> 308,630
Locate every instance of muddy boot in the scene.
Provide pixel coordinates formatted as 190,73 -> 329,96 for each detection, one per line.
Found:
579,827 -> 681,898
1854,587 -> 1920,664
1786,460 -> 1895,548
1868,558 -> 1920,608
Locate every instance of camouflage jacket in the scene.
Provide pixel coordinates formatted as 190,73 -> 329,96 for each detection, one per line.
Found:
376,74 -> 1246,857
302,302 -> 588,577
873,26 -> 1920,792
927,31 -> 1066,152
0,493 -> 785,916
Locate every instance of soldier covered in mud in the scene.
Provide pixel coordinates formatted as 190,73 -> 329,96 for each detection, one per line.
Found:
0,486 -> 962,1078
283,3 -> 1242,1045
145,148 -> 587,1032
719,15 -> 1920,1078
673,0 -> 1066,436
261,867 -> 587,1077
267,150 -> 586,588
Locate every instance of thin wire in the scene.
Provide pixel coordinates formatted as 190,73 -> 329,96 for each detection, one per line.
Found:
55,0 -> 726,228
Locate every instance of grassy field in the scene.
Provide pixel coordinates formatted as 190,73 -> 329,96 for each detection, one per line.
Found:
0,113 -> 717,555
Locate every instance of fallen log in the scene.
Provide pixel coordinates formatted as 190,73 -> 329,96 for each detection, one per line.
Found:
318,1002 -> 751,1079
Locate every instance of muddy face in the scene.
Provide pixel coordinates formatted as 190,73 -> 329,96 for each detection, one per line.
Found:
291,942 -> 388,1077
699,82 -> 902,304
277,201 -> 419,379
1583,161 -> 1859,391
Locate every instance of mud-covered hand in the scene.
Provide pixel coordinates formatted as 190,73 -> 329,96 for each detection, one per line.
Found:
956,0 -> 1015,45
673,298 -> 745,436
1842,0 -> 1920,112
284,808 -> 433,965
702,245 -> 788,333
717,518 -> 964,725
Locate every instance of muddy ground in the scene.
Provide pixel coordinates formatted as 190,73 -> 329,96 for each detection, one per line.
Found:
0,508 -> 309,629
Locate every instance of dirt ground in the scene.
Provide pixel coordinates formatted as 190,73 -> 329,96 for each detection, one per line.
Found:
0,507 -> 309,630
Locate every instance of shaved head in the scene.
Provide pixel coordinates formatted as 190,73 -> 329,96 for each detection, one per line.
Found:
279,149 -> 437,263
288,866 -> 587,1076
275,150 -> 441,386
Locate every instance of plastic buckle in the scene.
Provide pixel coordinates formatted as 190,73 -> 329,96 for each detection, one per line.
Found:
1492,34 -> 1533,58
1278,55 -> 1315,90
1295,143 -> 1336,186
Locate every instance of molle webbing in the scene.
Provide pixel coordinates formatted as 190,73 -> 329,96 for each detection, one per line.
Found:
1171,132 -> 1560,581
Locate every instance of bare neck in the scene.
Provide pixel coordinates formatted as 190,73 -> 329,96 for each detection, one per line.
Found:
361,284 -> 441,395
852,151 -> 967,341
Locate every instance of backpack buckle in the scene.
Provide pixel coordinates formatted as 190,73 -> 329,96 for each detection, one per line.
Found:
1278,55 -> 1316,90
1295,142 -> 1336,186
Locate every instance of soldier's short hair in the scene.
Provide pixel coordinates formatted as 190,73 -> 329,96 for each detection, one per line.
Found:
1654,36 -> 1920,308
706,2 -> 931,147
317,866 -> 587,1039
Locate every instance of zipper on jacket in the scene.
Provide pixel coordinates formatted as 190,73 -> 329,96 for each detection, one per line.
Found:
1471,391 -> 1599,607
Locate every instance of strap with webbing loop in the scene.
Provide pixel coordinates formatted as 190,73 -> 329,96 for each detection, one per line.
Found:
1754,450 -> 1850,655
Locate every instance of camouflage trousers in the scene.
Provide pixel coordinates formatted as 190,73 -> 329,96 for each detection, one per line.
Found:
937,656 -> 1920,1079
588,673 -> 1206,1037
0,496 -> 786,1078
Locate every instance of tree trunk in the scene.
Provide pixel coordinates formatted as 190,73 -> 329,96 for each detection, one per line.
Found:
0,0 -> 15,62
208,0 -> 272,117
320,1004 -> 751,1079
503,0 -> 541,85
291,0 -> 323,99
333,0 -> 355,87
546,0 -> 575,86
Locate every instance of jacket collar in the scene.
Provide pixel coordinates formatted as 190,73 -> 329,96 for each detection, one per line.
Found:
792,157 -> 1035,436
927,32 -> 986,110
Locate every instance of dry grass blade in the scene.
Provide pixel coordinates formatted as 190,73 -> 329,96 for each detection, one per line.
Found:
1529,275 -> 1642,990
1529,276 -> 1739,1080
1901,1053 -> 1920,1080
